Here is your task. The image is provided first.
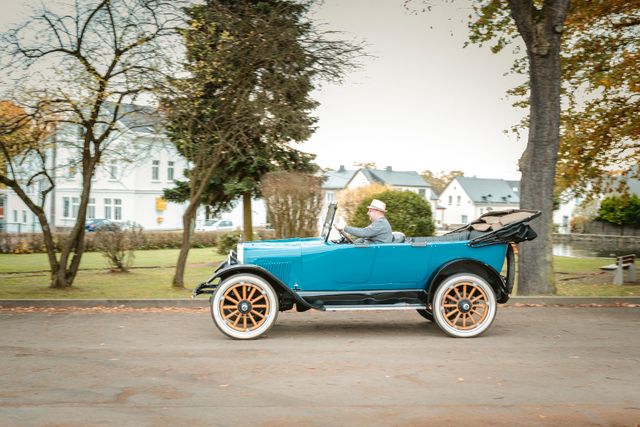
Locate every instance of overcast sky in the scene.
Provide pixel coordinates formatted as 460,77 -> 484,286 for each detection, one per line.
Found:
1,0 -> 528,180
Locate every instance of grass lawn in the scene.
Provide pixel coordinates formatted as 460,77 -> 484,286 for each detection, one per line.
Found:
1,250 -> 638,299
0,248 -> 225,299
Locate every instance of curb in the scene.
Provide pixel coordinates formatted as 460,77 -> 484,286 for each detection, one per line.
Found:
0,296 -> 639,308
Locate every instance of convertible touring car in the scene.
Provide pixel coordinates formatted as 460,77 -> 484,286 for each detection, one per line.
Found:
193,204 -> 540,339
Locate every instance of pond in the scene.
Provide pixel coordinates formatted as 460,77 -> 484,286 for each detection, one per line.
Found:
553,242 -> 640,258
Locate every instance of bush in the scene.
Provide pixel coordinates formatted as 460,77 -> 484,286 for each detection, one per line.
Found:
596,195 -> 640,227
217,231 -> 242,255
94,227 -> 144,271
351,190 -> 435,237
0,230 -> 222,253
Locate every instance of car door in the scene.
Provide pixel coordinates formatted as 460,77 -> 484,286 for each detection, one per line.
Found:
369,243 -> 433,289
301,243 -> 377,291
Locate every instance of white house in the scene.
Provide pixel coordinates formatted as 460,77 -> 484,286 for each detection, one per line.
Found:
322,165 -> 438,212
0,104 -> 267,233
440,176 -> 520,227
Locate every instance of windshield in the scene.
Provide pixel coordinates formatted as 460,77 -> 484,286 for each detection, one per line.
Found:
321,203 -> 337,242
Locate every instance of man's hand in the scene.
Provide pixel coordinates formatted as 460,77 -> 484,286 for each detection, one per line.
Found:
334,224 -> 344,232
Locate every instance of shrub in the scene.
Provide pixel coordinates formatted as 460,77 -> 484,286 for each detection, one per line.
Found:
351,190 -> 435,237
93,227 -> 144,272
596,195 -> 640,227
217,231 -> 242,255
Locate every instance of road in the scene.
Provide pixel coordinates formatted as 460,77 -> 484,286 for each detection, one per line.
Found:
1,305 -> 639,426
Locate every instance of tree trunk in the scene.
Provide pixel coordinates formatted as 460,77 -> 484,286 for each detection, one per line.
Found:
509,0 -> 570,295
243,192 -> 253,241
173,201 -> 199,287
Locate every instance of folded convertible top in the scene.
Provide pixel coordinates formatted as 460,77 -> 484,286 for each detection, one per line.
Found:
447,209 -> 541,247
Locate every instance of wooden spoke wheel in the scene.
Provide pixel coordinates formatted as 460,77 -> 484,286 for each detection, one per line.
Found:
432,274 -> 496,338
211,274 -> 279,340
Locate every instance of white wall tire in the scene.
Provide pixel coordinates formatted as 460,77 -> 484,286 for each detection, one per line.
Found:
432,273 -> 497,338
211,274 -> 279,340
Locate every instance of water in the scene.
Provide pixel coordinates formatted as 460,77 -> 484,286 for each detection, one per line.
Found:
553,242 -> 640,258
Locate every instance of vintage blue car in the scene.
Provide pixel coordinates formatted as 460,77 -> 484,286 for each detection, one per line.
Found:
193,204 -> 540,339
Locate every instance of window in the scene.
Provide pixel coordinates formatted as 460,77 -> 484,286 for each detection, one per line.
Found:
104,198 -> 112,219
22,210 -> 27,224
71,197 -> 79,219
109,160 -> 118,180
87,198 -> 95,219
13,210 -> 18,222
326,191 -> 335,203
114,198 -> 122,221
448,196 -> 452,205
167,161 -> 175,181
152,160 -> 160,181
461,215 -> 468,224
419,188 -> 426,198
456,196 -> 461,205
63,197 -> 70,218
480,208 -> 484,214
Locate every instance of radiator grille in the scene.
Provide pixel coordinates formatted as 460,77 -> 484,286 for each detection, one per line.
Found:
261,262 -> 292,283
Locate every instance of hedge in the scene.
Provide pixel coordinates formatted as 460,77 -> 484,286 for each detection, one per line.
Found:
0,229 -> 275,254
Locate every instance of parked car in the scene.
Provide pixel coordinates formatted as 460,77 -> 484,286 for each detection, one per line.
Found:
193,204 -> 540,340
195,219 -> 236,232
85,218 -> 119,232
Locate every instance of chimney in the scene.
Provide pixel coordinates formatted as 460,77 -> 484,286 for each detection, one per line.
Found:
386,166 -> 392,172
338,165 -> 346,172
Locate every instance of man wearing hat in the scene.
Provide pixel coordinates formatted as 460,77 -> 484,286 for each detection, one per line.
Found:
335,199 -> 393,243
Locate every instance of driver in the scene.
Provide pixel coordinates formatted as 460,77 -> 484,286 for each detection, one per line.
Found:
335,199 -> 393,243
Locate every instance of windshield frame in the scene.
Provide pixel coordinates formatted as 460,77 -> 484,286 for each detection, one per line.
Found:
321,203 -> 337,242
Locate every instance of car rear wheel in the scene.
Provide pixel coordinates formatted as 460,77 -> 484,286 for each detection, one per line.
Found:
211,274 -> 279,340
432,273 -> 496,338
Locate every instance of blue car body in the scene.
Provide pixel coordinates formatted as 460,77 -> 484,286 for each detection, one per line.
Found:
194,204 -> 540,339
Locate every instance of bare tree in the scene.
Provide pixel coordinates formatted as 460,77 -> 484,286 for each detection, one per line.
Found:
261,171 -> 324,239
0,0 -> 182,288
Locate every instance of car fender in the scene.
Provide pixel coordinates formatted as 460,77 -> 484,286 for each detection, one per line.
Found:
196,263 -> 321,311
426,258 -> 509,304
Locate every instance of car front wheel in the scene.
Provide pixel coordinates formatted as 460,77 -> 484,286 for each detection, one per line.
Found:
211,274 -> 279,340
432,273 -> 496,338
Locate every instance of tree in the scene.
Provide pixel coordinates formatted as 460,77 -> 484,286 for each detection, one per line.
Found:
420,170 -> 464,194
337,182 -> 390,223
550,3 -> 640,197
411,0 -> 569,294
261,171 -> 324,238
165,0 -> 362,287
466,1 -> 639,293
351,190 -> 435,237
596,195 -> 640,227
0,0 -> 180,288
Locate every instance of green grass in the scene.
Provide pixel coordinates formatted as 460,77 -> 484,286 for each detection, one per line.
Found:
1,251 -> 638,299
0,248 -> 225,299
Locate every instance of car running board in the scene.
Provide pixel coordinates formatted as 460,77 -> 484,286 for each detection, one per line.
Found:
323,303 -> 427,311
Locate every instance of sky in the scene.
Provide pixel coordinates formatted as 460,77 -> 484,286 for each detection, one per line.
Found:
0,0 -> 528,180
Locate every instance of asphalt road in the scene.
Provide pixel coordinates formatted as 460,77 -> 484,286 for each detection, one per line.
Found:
1,305 -> 639,426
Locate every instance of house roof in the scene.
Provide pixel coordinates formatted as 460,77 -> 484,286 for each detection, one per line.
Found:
455,176 -> 520,204
323,167 -> 357,189
360,168 -> 430,188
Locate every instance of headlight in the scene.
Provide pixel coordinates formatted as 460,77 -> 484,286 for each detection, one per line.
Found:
236,242 -> 244,264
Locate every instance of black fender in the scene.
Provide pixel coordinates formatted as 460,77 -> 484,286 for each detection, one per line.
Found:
425,258 -> 510,304
194,263 -> 321,311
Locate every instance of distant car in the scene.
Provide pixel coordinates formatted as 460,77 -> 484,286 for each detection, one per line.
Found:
195,219 -> 236,232
193,204 -> 540,340
85,219 -> 119,232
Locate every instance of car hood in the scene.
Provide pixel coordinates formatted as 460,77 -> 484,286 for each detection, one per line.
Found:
240,237 -> 324,264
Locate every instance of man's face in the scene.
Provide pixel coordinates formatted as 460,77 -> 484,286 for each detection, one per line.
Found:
367,208 -> 378,221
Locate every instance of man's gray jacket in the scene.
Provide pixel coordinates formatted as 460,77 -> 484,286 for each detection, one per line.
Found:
344,217 -> 393,243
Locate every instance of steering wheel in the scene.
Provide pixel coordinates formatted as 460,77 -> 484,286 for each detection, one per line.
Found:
338,228 -> 353,244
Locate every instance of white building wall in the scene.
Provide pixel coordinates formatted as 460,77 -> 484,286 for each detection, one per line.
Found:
440,178 -> 476,225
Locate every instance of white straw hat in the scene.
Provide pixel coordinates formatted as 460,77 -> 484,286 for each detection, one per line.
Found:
367,199 -> 386,212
